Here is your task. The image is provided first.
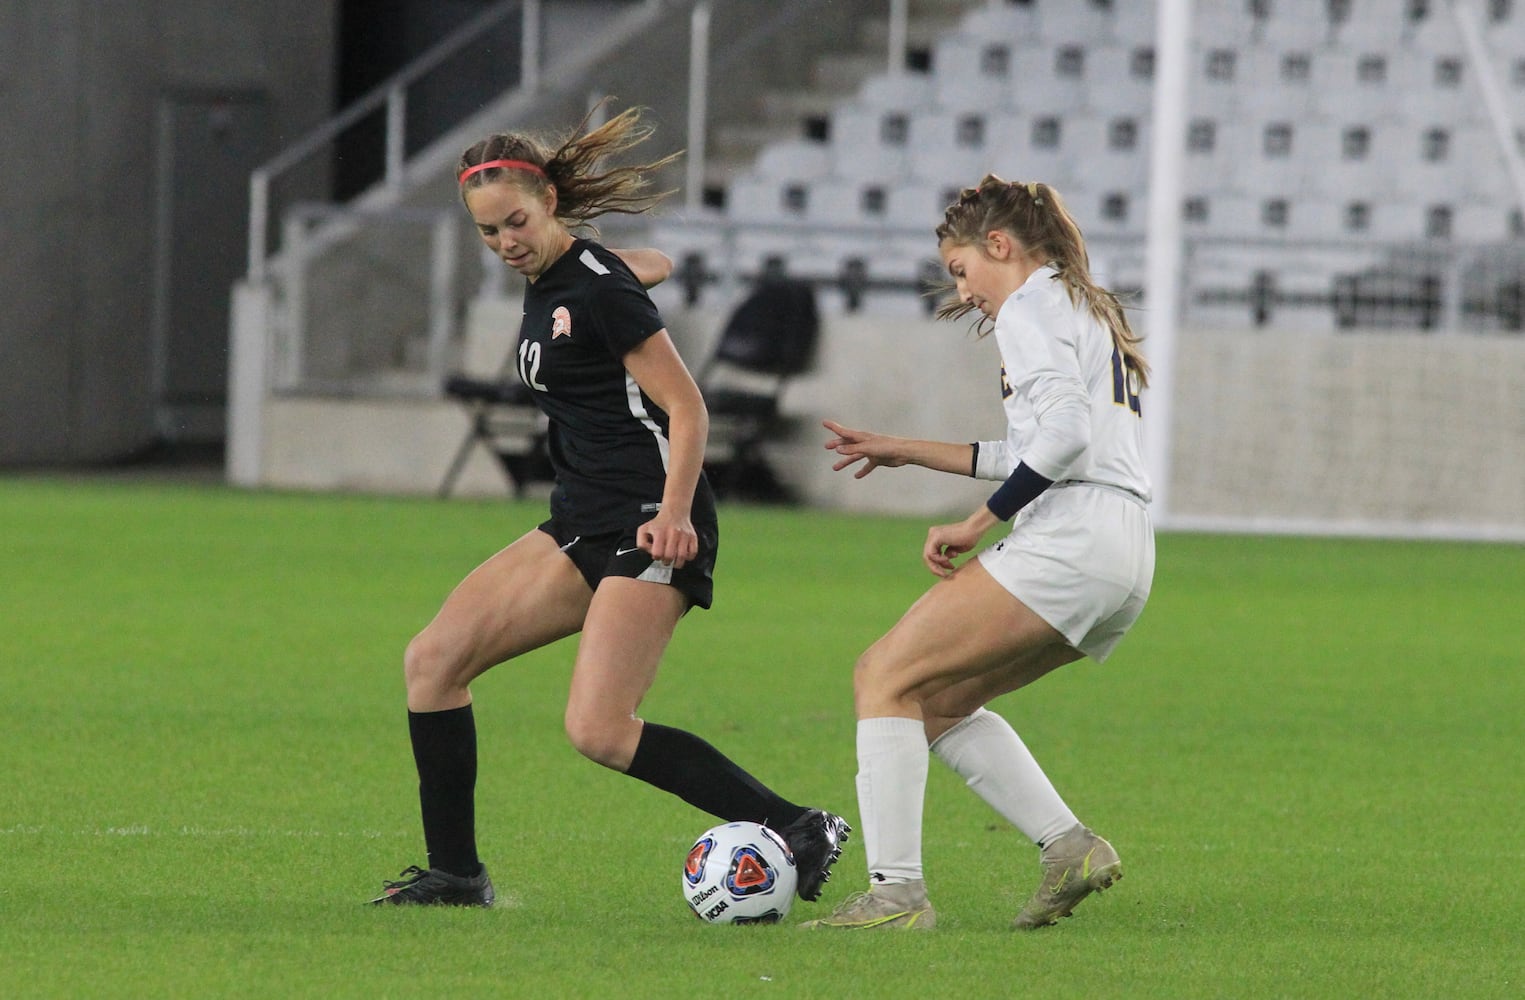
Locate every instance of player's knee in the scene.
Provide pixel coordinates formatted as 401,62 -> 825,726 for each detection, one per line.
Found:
852,645 -> 896,699
403,628 -> 457,700
563,711 -> 630,770
853,643 -> 925,713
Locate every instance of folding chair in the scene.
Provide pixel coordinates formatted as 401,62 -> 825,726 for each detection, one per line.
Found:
436,354 -> 551,499
698,274 -> 820,502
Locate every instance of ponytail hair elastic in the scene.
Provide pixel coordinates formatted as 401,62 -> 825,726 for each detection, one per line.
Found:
458,158 -> 548,185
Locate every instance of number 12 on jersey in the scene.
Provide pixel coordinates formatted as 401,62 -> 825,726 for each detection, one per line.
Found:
519,339 -> 548,392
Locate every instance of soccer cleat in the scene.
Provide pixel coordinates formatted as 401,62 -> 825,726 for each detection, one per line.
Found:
1012,825 -> 1121,929
800,880 -> 936,930
369,864 -> 496,907
779,809 -> 851,902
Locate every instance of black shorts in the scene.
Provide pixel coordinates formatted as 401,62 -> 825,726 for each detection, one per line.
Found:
538,514 -> 717,611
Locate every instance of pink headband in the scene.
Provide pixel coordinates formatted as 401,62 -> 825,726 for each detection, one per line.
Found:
457,158 -> 548,185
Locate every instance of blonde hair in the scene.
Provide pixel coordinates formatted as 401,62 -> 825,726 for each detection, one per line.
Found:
934,175 -> 1149,387
457,100 -> 681,232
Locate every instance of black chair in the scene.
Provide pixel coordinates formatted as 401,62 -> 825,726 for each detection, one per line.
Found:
436,359 -> 551,499
698,276 -> 820,502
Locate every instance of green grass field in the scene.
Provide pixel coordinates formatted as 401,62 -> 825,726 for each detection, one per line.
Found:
2,478 -> 1520,998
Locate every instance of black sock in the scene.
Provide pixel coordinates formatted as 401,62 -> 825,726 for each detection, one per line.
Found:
624,721 -> 808,829
408,706 -> 481,878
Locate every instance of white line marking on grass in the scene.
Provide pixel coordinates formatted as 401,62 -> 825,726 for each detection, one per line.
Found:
0,824 -> 406,840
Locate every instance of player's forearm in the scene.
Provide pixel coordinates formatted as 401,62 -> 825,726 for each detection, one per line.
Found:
661,398 -> 709,518
899,438 -> 979,477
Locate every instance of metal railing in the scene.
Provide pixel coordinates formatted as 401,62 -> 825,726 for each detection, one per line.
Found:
272,204 -> 462,393
246,0 -> 956,283
246,0 -> 540,283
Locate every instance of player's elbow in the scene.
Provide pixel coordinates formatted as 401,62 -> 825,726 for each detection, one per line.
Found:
648,250 -> 674,285
1030,402 -> 1090,478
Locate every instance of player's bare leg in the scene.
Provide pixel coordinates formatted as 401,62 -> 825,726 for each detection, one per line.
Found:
814,561 -> 1094,929
575,577 -> 848,901
374,529 -> 591,907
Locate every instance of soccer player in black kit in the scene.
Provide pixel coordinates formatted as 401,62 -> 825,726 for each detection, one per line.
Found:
370,103 -> 848,908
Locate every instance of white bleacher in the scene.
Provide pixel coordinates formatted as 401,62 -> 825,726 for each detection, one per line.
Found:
1365,198 -> 1428,243
1283,198 -> 1351,243
828,103 -> 911,179
803,176 -> 877,227
1062,114 -> 1149,195
905,108 -> 999,183
930,32 -> 1017,112
1031,0 -> 1119,48
704,0 -> 1525,331
1242,6 -> 1356,50
1453,201 -> 1516,242
987,111 -> 1073,187
752,139 -> 832,182
1185,44 -> 1249,119
1333,2 -> 1456,53
1307,49 -> 1406,123
884,179 -> 949,231
855,70 -> 938,112
1081,42 -> 1155,116
724,174 -> 789,223
957,1 -> 1040,43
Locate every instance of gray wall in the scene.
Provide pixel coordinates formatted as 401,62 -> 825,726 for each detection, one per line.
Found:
0,0 -> 337,464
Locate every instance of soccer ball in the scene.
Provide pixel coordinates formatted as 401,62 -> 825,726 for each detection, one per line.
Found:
683,821 -> 798,924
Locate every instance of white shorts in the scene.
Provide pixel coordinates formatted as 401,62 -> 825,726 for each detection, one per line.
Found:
976,480 -> 1154,662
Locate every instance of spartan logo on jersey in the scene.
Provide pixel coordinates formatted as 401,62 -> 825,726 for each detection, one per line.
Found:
551,306 -> 572,339
1000,364 -> 1014,400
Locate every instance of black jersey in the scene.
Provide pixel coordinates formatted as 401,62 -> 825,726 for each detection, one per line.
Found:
518,238 -> 715,533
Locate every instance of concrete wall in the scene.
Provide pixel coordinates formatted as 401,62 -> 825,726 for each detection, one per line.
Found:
0,0 -> 337,463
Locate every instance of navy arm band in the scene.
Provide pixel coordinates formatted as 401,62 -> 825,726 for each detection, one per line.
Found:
968,442 -> 979,478
985,462 -> 1055,521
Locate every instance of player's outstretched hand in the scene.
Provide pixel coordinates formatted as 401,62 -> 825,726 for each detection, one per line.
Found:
823,419 -> 909,479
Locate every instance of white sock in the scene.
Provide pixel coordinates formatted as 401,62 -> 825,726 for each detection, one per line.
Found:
929,708 -> 1078,847
855,716 -> 929,885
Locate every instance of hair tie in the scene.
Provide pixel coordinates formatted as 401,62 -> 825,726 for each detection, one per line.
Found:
458,158 -> 548,185
1025,181 -> 1044,205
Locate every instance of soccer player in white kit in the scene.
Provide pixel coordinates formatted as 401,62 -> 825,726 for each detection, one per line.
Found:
808,177 -> 1154,930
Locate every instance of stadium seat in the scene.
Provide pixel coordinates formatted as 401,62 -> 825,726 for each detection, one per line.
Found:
828,104 -> 911,179
1006,43 -> 1090,115
437,366 -> 550,499
1364,197 -> 1428,242
752,139 -> 832,182
1066,114 -> 1149,192
725,175 -> 793,223
1453,201 -> 1516,242
905,109 -> 998,184
957,2 -> 1040,43
1283,197 -> 1351,242
883,179 -> 949,232
855,70 -> 937,112
696,275 -> 820,501
1082,43 -> 1155,116
930,33 -> 1017,112
1034,0 -> 1117,48
1308,49 -> 1404,122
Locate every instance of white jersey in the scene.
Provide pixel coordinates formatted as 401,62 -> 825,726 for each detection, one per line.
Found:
972,265 -> 1151,502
